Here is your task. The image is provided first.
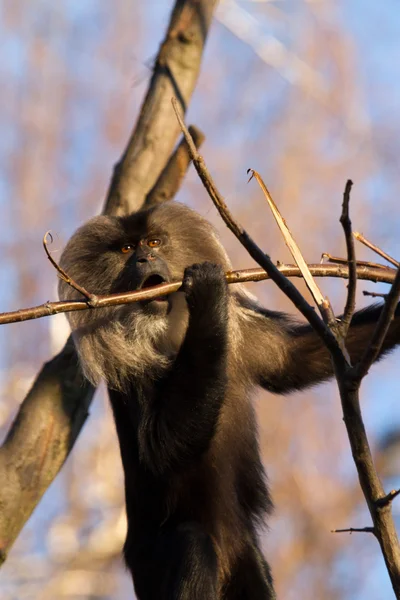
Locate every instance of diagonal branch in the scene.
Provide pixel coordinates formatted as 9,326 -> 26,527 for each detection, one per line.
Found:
172,96 -> 346,368
104,0 -> 218,217
354,232 -> 399,268
247,168 -> 337,329
145,125 -> 205,207
43,232 -> 98,306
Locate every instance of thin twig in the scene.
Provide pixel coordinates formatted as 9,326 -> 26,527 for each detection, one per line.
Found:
331,527 -> 375,535
363,291 -> 388,299
1,263 -> 397,326
43,232 -> 97,305
354,232 -> 399,267
339,180 -> 356,334
321,253 -> 386,271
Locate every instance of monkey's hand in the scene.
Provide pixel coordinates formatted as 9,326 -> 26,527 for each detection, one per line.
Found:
181,262 -> 228,351
182,262 -> 228,322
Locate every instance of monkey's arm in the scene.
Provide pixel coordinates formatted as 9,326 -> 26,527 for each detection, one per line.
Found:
246,303 -> 400,394
139,262 -> 229,474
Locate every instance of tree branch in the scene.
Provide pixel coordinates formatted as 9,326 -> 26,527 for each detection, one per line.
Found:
339,180 -> 357,334
0,339 -> 95,565
322,253 -> 386,271
331,196 -> 400,596
43,232 -> 98,306
104,0 -> 218,217
173,101 -> 400,597
172,97 -> 346,367
376,489 -> 400,509
1,263 -> 397,326
248,168 -> 338,331
145,125 -> 205,207
248,169 -> 326,307
331,527 -> 375,535
354,232 -> 399,268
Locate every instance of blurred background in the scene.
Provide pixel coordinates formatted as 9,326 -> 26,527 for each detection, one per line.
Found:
1,1 -> 400,598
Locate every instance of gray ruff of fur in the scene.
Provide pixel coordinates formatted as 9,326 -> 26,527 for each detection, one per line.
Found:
58,202 -> 252,391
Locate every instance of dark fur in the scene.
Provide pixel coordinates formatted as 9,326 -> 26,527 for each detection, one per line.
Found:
59,202 -> 400,599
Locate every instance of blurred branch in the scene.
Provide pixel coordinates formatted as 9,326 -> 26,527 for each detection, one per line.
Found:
0,0 -> 218,566
363,291 -> 388,299
1,263 -> 398,326
331,527 -> 375,535
145,125 -> 205,206
216,0 -> 326,102
0,339 -> 94,565
104,0 -> 218,216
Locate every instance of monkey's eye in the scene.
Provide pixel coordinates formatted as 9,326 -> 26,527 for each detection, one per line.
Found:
121,244 -> 134,254
147,239 -> 161,248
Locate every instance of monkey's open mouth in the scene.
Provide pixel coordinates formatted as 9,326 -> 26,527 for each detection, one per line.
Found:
139,274 -> 168,302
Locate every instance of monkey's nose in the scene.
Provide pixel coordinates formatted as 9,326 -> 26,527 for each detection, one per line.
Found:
136,255 -> 157,265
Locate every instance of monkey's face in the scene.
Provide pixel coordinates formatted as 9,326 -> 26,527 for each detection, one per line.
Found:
58,202 -> 233,387
59,202 -> 232,315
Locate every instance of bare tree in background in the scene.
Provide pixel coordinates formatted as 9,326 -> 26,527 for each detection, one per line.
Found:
1,2 -> 400,599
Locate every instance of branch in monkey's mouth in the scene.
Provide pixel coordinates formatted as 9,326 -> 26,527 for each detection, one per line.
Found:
139,274 -> 169,302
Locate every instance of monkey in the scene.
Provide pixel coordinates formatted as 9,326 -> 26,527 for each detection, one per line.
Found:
59,201 -> 400,599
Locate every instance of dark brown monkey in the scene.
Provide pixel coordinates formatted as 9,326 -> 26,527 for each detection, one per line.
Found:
59,202 -> 400,599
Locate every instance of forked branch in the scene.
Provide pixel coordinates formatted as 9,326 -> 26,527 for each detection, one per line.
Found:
172,96 -> 345,365
173,102 -> 400,598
